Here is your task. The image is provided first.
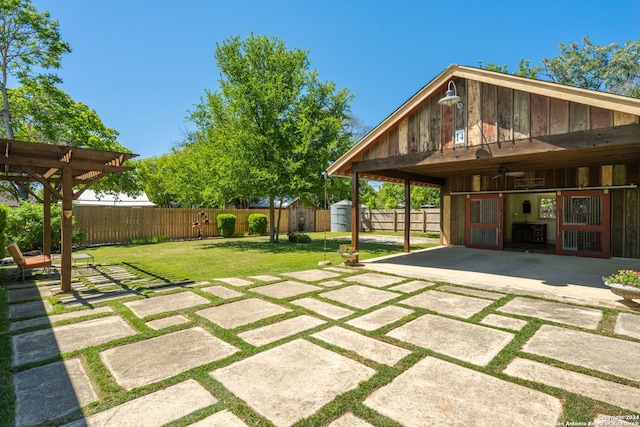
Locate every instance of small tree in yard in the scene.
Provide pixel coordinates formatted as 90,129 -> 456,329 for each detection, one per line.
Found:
190,34 -> 353,243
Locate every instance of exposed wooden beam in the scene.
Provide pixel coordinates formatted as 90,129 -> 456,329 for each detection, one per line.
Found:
353,166 -> 445,187
20,166 -> 62,200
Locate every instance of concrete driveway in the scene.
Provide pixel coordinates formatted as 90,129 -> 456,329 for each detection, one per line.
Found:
5,254 -> 640,426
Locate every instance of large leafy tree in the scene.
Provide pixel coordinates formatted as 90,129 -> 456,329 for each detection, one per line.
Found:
190,34 -> 353,242
480,37 -> 640,98
538,37 -> 640,97
0,0 -> 71,139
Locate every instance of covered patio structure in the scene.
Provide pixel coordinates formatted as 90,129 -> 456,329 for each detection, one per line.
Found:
328,65 -> 640,261
0,138 -> 137,291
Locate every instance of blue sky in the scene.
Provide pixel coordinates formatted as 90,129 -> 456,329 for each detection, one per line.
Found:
30,0 -> 640,159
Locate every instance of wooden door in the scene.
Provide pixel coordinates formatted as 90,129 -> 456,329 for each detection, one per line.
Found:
466,194 -> 504,250
555,190 -> 610,258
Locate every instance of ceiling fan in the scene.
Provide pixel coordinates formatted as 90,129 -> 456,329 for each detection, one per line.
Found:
491,165 -> 525,179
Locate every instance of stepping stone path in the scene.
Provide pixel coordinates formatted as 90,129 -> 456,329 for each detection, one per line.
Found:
251,280 -> 322,298
63,379 -> 217,427
401,290 -> 494,318
282,269 -> 341,281
238,315 -> 325,346
312,326 -> 411,365
364,357 -> 562,426
321,285 -> 400,309
389,280 -> 434,293
101,327 -> 238,390
291,297 -> 354,319
12,316 -> 136,366
196,298 -> 290,328
7,263 -> 640,426
201,285 -> 244,299
388,314 -> 514,366
14,358 -> 97,427
123,291 -> 210,318
346,305 -> 413,331
498,297 -> 603,329
211,339 -> 376,427
344,272 -> 405,287
522,324 -> 640,381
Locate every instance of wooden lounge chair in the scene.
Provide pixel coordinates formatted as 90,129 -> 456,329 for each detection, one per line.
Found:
6,242 -> 52,280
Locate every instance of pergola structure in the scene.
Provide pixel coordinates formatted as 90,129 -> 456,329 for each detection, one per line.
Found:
0,138 -> 137,291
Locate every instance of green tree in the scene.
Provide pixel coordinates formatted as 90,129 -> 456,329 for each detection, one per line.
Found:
538,37 -> 640,97
190,34 -> 353,242
0,0 -> 71,139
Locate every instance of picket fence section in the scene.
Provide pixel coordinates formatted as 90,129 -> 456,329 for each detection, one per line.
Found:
364,209 -> 441,233
74,206 -> 440,244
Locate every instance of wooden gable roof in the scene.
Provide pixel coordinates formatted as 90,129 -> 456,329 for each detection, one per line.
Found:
328,65 -> 640,186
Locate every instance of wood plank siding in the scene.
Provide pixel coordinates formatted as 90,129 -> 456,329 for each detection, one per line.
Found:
336,70 -> 640,258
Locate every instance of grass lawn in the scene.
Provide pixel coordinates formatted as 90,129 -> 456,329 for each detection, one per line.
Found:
73,232 -> 438,281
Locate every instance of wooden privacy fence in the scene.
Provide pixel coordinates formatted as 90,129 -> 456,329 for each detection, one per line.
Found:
73,206 -> 440,244
364,209 -> 440,233
74,207 -> 295,244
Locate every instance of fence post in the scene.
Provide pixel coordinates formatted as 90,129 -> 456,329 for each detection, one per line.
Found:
393,210 -> 397,232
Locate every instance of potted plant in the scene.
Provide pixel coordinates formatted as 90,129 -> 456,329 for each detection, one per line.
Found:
603,269 -> 640,301
337,243 -> 359,264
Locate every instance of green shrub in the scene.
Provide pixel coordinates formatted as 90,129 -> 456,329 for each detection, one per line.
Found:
288,232 -> 311,243
0,205 -> 8,257
248,214 -> 268,235
6,203 -> 84,252
216,213 -> 236,238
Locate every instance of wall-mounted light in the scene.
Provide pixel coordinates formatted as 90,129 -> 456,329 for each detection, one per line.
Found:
438,80 -> 463,109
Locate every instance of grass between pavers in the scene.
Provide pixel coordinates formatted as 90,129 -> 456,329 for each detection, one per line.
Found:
2,245 -> 640,426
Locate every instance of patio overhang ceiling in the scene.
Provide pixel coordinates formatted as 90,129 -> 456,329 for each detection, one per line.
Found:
328,64 -> 640,186
0,138 -> 137,201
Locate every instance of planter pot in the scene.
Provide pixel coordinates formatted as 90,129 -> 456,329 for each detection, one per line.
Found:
340,253 -> 359,264
604,281 -> 640,301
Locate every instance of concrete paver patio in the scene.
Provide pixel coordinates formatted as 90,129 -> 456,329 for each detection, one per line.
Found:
5,255 -> 640,427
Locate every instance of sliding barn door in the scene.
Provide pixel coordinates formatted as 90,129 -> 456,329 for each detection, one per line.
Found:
555,190 -> 610,258
466,194 -> 503,250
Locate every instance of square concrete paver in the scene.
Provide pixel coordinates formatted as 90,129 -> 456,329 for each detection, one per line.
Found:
282,270 -> 341,281
321,285 -> 400,310
312,326 -> 411,365
401,290 -> 494,319
251,281 -> 322,299
326,413 -> 375,427
615,312 -> 640,339
438,285 -> 505,300
9,299 -> 52,318
146,314 -> 190,330
63,379 -> 217,427
248,275 -> 281,282
387,314 -> 514,366
522,324 -> 640,381
10,306 -> 113,332
211,339 -> 375,427
101,327 -> 238,390
215,277 -> 254,287
238,315 -> 326,346
14,358 -> 98,427
201,285 -> 244,299
124,291 -> 210,318
319,280 -> 344,287
388,280 -> 434,293
12,316 -> 137,366
324,267 -> 355,274
344,272 -> 405,288
291,297 -> 354,319
346,306 -> 414,331
364,357 -> 562,427
505,358 -> 640,413
498,297 -> 602,329
196,298 -> 290,329
189,410 -> 249,426
481,314 -> 528,331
